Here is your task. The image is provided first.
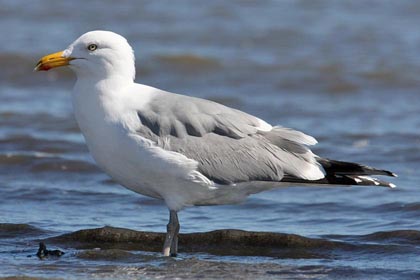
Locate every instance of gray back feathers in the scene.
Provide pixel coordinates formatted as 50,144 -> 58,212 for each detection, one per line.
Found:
136,91 -> 322,184
137,92 -> 260,139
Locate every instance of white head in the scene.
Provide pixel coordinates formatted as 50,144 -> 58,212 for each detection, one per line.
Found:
35,30 -> 136,82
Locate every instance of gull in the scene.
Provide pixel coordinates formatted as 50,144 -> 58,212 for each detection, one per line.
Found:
35,30 -> 396,256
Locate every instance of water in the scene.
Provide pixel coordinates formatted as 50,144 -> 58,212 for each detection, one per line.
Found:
0,0 -> 419,279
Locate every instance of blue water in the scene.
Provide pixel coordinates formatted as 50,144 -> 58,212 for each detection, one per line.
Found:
0,1 -> 419,279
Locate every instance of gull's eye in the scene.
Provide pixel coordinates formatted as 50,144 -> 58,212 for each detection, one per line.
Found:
87,44 -> 98,51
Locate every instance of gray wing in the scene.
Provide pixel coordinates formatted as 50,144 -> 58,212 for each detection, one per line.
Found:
137,91 -> 261,139
136,91 -> 324,184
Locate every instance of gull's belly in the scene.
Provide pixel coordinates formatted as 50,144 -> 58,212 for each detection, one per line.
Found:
84,127 -> 173,199
79,119 -> 218,210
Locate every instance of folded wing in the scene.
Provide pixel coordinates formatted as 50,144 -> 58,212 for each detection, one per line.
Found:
136,91 -> 325,184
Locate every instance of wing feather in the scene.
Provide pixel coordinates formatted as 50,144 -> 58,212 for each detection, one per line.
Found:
136,91 -> 324,184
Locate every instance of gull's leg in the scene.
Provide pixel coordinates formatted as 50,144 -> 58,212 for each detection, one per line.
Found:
162,210 -> 180,257
170,211 -> 180,256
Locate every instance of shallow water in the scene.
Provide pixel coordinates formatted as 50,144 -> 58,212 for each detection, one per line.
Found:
0,0 -> 419,279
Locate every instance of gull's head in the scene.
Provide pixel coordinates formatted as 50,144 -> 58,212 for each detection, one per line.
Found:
35,30 -> 135,81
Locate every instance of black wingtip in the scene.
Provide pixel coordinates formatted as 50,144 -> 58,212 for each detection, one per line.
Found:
381,169 -> 398,177
318,158 -> 397,178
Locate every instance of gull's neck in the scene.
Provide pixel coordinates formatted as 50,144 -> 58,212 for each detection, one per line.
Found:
74,73 -> 133,98
72,72 -> 134,120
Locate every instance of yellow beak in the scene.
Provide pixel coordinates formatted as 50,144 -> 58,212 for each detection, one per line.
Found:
34,51 -> 74,71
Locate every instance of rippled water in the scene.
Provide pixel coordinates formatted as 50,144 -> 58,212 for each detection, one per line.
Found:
1,0 -> 420,279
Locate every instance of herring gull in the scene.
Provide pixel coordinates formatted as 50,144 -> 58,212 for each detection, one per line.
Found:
35,30 -> 396,256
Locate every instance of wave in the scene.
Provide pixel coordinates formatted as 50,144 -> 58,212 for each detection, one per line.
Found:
0,52 -> 222,87
1,135 -> 84,155
361,230 -> 420,244
0,53 -> 75,87
0,112 -> 80,133
0,153 -> 98,174
0,223 -> 45,238
154,54 -> 222,72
